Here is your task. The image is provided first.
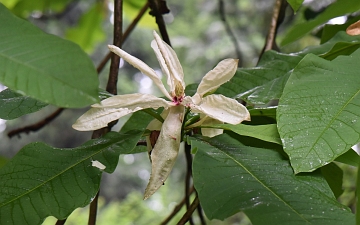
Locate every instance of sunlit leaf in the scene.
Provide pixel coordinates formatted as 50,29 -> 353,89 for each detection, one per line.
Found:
0,88 -> 47,120
281,0 -> 360,46
0,3 -> 99,108
191,134 -> 354,224
0,130 -> 143,225
277,50 -> 360,173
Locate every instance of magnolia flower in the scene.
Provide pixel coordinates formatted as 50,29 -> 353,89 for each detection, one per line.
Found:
72,31 -> 250,199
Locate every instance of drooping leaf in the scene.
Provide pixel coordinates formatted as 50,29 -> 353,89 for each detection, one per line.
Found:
281,0 -> 360,46
201,123 -> 281,145
0,3 -> 99,108
286,0 -> 304,13
0,130 -> 143,225
216,31 -> 360,105
65,2 -> 106,53
320,163 -> 343,198
277,50 -> 360,173
0,88 -> 48,119
190,134 -> 354,224
335,149 -> 360,167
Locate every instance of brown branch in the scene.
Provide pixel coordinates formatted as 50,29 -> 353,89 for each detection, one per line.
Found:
55,219 -> 66,225
8,108 -> 64,138
87,1 -> 123,225
258,0 -> 288,60
160,186 -> 194,225
196,191 -> 206,225
177,195 -> 200,225
184,143 -> 194,224
148,0 -> 171,46
219,0 -> 243,66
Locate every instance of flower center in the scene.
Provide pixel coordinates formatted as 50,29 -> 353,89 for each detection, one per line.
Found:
172,96 -> 184,105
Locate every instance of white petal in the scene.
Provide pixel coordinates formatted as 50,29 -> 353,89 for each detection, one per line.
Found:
108,45 -> 172,100
144,105 -> 185,199
92,93 -> 171,109
200,116 -> 224,137
196,59 -> 238,100
152,31 -> 185,97
73,95 -> 170,131
191,94 -> 250,125
91,160 -> 106,170
72,107 -> 134,131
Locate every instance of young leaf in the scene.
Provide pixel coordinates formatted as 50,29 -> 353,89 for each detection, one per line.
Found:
0,88 -> 47,120
278,50 -> 360,173
0,3 -> 99,108
201,123 -> 281,145
281,0 -> 360,46
286,0 -> 304,13
190,134 -> 354,224
0,130 -> 143,225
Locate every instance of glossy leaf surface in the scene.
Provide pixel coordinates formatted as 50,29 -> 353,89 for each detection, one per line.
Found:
191,134 -> 354,224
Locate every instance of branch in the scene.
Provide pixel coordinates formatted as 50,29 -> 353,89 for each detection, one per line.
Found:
148,0 -> 172,46
184,143 -> 194,224
55,219 -> 66,225
258,0 -> 288,60
8,108 -> 64,138
177,195 -> 200,225
88,191 -> 100,225
219,0 -> 242,66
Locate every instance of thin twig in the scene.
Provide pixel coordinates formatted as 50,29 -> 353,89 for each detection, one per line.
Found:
87,1 -> 123,225
8,108 -> 64,138
219,0 -> 242,66
196,191 -> 206,225
184,143 -> 194,225
148,0 -> 171,46
258,0 -> 288,61
160,186 -> 194,225
177,196 -> 200,225
55,219 -> 66,225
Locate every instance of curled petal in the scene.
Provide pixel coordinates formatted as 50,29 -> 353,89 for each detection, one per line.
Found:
144,105 -> 185,199
108,45 -> 172,100
152,31 -> 185,97
191,94 -> 250,125
73,94 -> 171,131
92,93 -> 171,109
200,115 -> 224,137
195,59 -> 238,102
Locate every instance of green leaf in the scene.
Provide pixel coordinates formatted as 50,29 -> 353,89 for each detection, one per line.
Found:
65,2 -> 105,53
286,0 -> 304,12
216,32 -> 360,105
6,0 -> 71,18
335,149 -> 359,167
320,163 -> 343,198
0,88 -> 47,120
0,130 -> 143,225
277,50 -> 360,173
0,3 -> 99,108
191,134 -> 354,224
202,124 -> 281,145
281,0 -> 360,46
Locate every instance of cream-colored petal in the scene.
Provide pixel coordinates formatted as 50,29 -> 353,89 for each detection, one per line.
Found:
196,59 -> 238,101
73,95 -> 171,131
152,31 -> 185,97
146,109 -> 170,157
92,93 -> 171,109
108,45 -> 172,100
191,94 -> 250,125
72,107 -> 134,131
200,115 -> 224,137
144,105 -> 185,200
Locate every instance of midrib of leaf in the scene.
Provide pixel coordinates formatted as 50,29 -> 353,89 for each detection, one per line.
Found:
321,43 -> 360,60
301,88 -> 360,169
0,45 -> 88,97
205,140 -> 310,223
0,145 -> 107,208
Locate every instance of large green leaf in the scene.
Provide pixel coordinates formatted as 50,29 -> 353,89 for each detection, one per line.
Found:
0,3 -> 99,108
0,130 -> 143,225
0,88 -> 47,119
277,50 -> 360,173
216,32 -> 360,105
281,0 -> 360,46
190,134 -> 354,224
